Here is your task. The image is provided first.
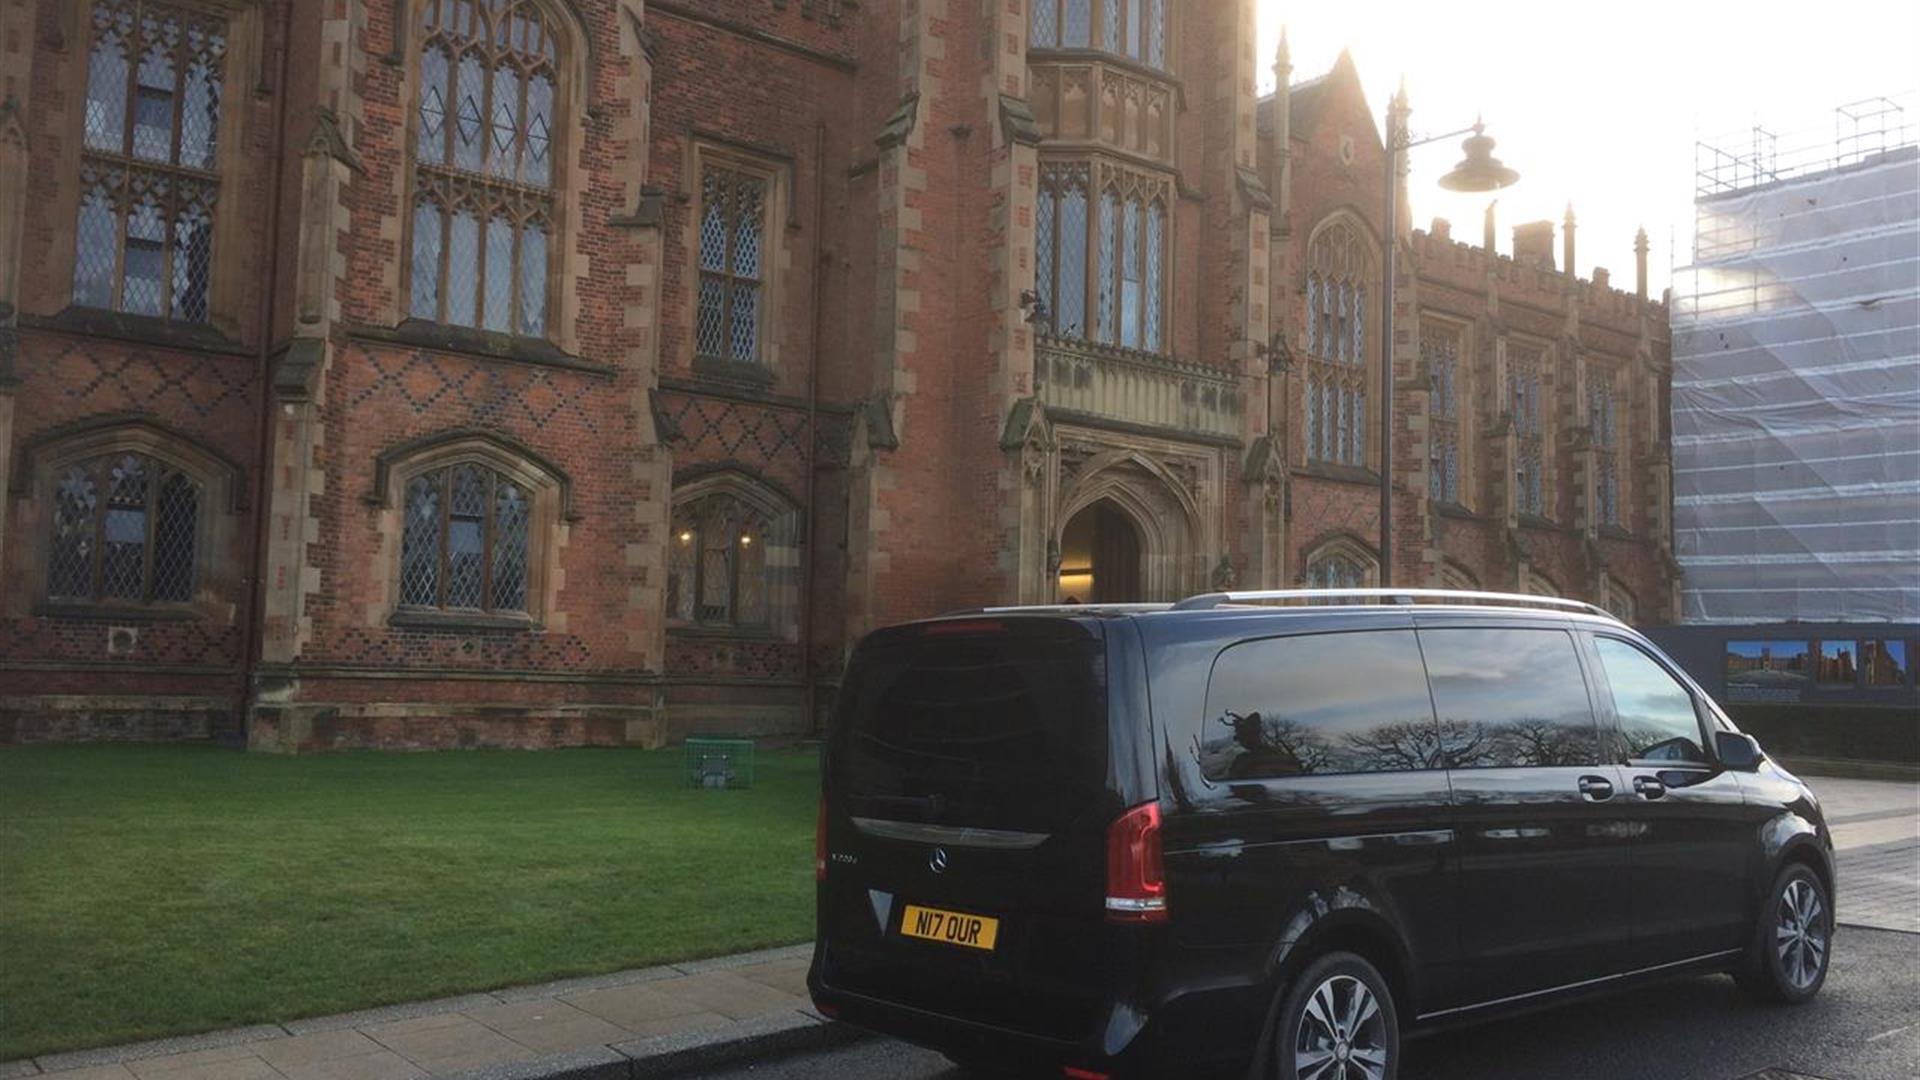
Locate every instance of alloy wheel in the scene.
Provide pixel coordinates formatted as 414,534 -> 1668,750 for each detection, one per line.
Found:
1293,973 -> 1390,1080
1775,877 -> 1828,991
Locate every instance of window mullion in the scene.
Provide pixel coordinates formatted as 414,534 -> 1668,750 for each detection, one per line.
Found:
434,196 -> 451,324
111,172 -> 130,312
720,173 -> 736,357
141,461 -> 159,600
89,461 -> 109,601
120,7 -> 141,160
480,470 -> 495,613
436,468 -> 451,609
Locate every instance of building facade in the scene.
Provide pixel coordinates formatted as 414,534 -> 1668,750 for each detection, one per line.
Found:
0,0 -> 1675,748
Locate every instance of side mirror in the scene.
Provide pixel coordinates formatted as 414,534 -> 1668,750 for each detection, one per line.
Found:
1714,730 -> 1763,772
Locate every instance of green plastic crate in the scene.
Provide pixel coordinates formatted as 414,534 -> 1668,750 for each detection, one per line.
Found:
684,737 -> 755,789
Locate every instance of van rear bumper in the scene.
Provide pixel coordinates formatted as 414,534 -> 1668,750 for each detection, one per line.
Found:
808,970 -> 1158,1078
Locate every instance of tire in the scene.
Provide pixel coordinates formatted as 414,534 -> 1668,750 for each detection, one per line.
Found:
1272,951 -> 1400,1080
1736,862 -> 1833,1004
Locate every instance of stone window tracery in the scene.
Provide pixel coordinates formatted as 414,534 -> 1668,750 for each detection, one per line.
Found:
1510,344 -> 1549,517
48,451 -> 200,605
1423,323 -> 1465,505
1303,541 -> 1377,592
1038,163 -> 1167,353
1589,368 -> 1622,527
1304,219 -> 1372,468
408,0 -> 560,338
73,0 -> 226,322
400,462 -> 532,615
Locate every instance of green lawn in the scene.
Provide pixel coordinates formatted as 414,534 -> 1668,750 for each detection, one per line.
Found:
0,745 -> 820,1060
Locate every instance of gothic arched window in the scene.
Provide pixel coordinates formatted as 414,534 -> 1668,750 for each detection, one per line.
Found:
668,478 -> 800,636
49,451 -> 201,604
1038,163 -> 1167,352
408,0 -> 561,338
1423,321 -> 1467,506
400,462 -> 533,614
1303,218 -> 1373,468
1509,343 -> 1549,517
72,0 -> 228,322
1588,366 -> 1623,527
1034,163 -> 1090,340
1304,542 -> 1376,592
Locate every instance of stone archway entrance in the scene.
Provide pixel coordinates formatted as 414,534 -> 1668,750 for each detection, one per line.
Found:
1057,500 -> 1143,603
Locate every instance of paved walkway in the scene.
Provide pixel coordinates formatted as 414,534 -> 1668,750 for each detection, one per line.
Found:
1,945 -> 830,1080
1816,774 -> 1920,933
5,775 -> 1911,1080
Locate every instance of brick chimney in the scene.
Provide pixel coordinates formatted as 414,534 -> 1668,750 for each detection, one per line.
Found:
1512,221 -> 1556,270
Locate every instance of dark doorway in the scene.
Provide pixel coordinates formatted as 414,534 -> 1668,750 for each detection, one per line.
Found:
1058,501 -> 1143,603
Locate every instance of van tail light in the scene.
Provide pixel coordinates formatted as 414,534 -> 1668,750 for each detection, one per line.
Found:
1062,1069 -> 1110,1080
1104,800 -> 1167,923
815,800 -> 828,881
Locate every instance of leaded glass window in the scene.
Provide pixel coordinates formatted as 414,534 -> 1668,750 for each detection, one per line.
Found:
400,462 -> 531,614
1424,325 -> 1464,505
1035,163 -> 1089,340
1589,371 -> 1621,526
1093,180 -> 1166,351
48,452 -> 199,604
1304,219 -> 1372,467
667,493 -> 790,630
73,0 -> 225,322
1510,345 -> 1548,517
1029,0 -> 1090,48
409,0 -> 558,338
1306,550 -> 1371,590
1035,0 -> 1163,67
696,163 -> 769,363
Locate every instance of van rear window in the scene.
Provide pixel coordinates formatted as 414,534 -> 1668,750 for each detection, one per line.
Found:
833,621 -> 1108,834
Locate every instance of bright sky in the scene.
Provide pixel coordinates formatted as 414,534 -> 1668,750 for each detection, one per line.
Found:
1254,1 -> 1920,295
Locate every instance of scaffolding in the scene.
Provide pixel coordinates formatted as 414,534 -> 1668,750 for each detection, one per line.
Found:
1671,96 -> 1920,623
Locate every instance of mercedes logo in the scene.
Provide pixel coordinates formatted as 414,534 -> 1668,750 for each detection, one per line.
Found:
928,847 -> 949,874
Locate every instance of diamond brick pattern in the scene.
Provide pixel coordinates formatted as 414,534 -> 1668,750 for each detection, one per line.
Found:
344,346 -> 601,434
21,336 -> 251,419
659,396 -> 810,465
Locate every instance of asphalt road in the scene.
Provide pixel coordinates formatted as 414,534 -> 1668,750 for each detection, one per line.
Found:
703,927 -> 1919,1080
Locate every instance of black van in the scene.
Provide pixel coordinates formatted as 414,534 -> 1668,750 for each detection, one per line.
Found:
807,590 -> 1836,1079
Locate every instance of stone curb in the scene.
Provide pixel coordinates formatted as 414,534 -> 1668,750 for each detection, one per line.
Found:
431,1011 -> 869,1080
28,1026 -> 290,1074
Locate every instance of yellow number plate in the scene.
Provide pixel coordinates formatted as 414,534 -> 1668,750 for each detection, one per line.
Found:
899,903 -> 1000,952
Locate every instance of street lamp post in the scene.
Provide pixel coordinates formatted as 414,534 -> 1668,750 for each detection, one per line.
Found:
1378,103 -> 1519,586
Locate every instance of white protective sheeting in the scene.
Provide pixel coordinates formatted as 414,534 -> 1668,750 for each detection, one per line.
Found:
1671,146 -> 1920,622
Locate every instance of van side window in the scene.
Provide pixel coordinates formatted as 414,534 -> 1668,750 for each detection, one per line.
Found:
1199,630 -> 1438,780
1420,628 -> 1601,768
1594,637 -> 1710,764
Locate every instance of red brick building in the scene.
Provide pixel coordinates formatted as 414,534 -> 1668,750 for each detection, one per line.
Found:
0,0 -> 1675,748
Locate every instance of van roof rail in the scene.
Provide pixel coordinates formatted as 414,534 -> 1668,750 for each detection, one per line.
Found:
1171,587 -> 1616,620
938,603 -> 1175,616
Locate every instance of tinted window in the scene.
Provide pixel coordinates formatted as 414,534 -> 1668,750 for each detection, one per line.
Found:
1596,637 -> 1708,763
1421,628 -> 1601,768
1199,630 -> 1437,780
835,621 -> 1107,833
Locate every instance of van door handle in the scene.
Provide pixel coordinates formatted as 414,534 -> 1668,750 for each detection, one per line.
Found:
1577,775 -> 1614,801
1634,776 -> 1666,800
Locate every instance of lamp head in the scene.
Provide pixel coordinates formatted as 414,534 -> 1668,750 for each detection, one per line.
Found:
1438,120 -> 1520,193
